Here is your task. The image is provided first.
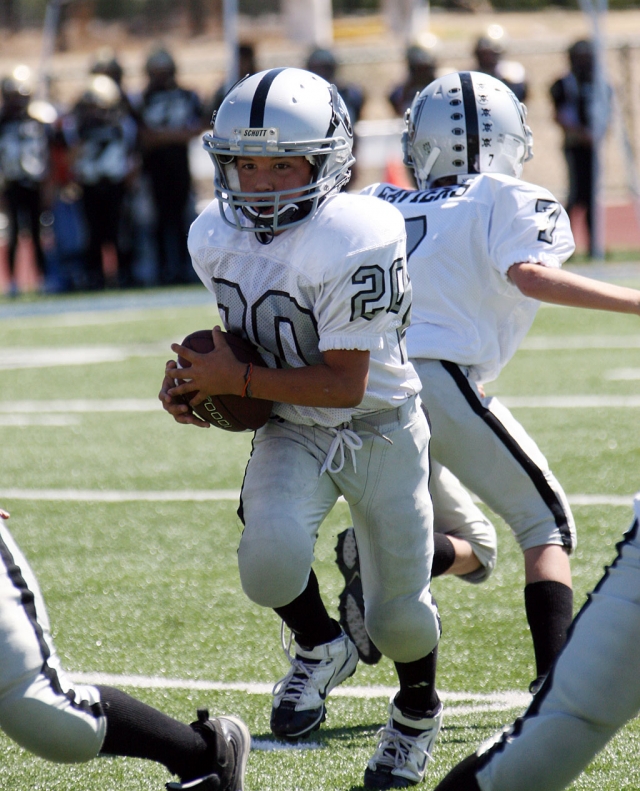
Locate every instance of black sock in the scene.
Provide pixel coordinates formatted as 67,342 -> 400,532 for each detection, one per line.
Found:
432,533 -> 456,577
524,580 -> 573,679
274,568 -> 341,650
394,647 -> 440,720
97,686 -> 213,781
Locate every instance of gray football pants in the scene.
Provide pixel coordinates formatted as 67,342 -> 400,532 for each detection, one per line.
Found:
0,518 -> 106,762
476,496 -> 640,791
238,395 -> 441,663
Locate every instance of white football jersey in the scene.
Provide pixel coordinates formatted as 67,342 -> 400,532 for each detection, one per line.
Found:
362,173 -> 575,383
188,192 -> 420,427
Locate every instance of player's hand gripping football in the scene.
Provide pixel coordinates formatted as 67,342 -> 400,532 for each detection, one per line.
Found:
159,327 -> 245,427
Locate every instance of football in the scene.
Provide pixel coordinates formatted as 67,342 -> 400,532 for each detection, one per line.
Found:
176,329 -> 273,432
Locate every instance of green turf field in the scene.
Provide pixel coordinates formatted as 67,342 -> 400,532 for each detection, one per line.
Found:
1,279 -> 639,790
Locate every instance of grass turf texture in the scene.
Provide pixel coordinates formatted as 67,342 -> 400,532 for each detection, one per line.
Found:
0,284 -> 639,789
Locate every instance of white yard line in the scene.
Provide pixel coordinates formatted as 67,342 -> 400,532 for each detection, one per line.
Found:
0,489 -> 633,507
72,671 -> 530,713
499,395 -> 640,408
519,335 -> 640,350
0,488 -> 242,501
2,394 -> 640,415
0,345 -> 171,370
0,399 -> 161,412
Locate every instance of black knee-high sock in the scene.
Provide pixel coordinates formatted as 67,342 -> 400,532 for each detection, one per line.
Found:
394,647 -> 440,718
432,533 -> 456,577
273,568 -> 341,650
98,686 -> 213,782
524,580 -> 574,679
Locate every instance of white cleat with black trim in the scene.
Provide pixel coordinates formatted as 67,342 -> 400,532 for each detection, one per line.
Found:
270,627 -> 358,741
365,698 -> 444,788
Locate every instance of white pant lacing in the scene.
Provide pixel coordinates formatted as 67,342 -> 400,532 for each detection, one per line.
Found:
320,426 -> 364,475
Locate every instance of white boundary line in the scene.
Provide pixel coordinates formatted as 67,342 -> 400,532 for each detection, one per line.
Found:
72,671 -> 530,715
2,394 -> 640,414
0,488 -> 634,507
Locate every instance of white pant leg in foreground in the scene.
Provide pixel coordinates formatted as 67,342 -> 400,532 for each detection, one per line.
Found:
0,518 -> 106,762
475,494 -> 640,791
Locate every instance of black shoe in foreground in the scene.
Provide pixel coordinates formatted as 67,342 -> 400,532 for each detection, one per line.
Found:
335,527 -> 382,665
166,710 -> 251,791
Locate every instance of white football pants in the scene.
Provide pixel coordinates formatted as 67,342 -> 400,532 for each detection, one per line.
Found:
430,459 -> 497,583
238,395 -> 441,663
414,359 -> 576,553
475,494 -> 640,791
0,517 -> 106,762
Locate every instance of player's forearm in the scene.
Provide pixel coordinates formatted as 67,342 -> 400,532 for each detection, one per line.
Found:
509,263 -> 640,315
248,363 -> 368,408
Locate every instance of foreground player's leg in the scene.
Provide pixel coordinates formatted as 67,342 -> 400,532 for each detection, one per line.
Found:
98,688 -> 250,791
434,497 -> 640,791
0,510 -> 250,790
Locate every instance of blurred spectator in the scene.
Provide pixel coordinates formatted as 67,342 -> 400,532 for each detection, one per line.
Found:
134,46 -> 205,286
88,48 -> 142,287
90,47 -> 124,91
305,47 -> 365,128
0,65 -> 52,296
209,42 -> 257,120
61,75 -> 139,290
305,46 -> 365,185
474,35 -> 528,102
550,39 -> 602,258
389,44 -> 438,118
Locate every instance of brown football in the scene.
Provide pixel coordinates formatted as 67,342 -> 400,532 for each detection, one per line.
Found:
176,329 -> 273,432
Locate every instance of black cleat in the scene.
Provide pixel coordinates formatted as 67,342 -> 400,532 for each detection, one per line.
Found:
335,527 -> 382,665
432,752 -> 483,791
166,710 -> 251,791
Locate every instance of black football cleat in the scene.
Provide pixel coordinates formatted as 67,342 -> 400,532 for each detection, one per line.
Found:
432,752 -> 483,791
166,710 -> 251,791
335,527 -> 382,665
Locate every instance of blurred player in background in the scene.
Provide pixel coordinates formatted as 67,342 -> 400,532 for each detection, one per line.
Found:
433,493 -> 640,791
388,44 -> 439,118
209,42 -> 258,119
134,46 -> 205,286
550,39 -> 606,259
160,66 -> 444,789
61,74 -> 139,290
305,46 -> 365,183
0,507 -> 249,791
305,47 -> 365,131
473,32 -> 528,102
0,65 -> 51,296
350,70 -> 640,696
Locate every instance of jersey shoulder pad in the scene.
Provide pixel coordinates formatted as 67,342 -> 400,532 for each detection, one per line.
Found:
316,192 -> 405,247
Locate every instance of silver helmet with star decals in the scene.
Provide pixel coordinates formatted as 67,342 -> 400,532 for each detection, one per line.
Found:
402,70 -> 533,189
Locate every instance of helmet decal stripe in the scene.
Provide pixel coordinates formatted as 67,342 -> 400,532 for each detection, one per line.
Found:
249,68 -> 287,127
459,72 -> 480,175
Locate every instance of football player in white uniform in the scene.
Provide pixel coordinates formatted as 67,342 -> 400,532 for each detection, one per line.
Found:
0,508 -> 249,791
160,67 -> 443,789
433,493 -> 640,791
349,70 -> 640,694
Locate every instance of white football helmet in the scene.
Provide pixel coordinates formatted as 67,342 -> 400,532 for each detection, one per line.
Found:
203,67 -> 354,237
403,70 -> 533,189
